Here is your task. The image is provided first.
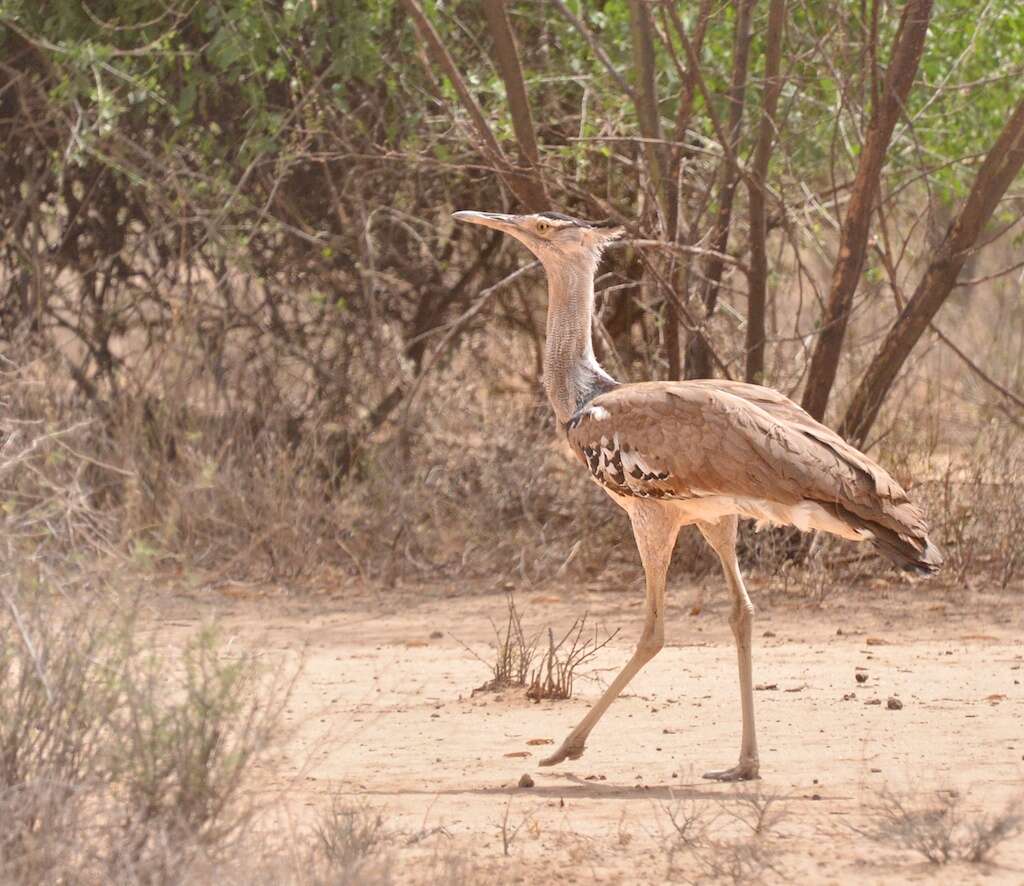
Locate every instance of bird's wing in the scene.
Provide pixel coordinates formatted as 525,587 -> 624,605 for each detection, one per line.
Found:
565,381 -> 930,545
686,379 -> 911,504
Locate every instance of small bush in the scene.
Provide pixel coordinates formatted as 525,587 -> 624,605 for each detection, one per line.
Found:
469,593 -> 538,693
0,590 -> 292,884
309,798 -> 392,885
526,615 -> 618,701
661,785 -> 786,885
856,786 -> 1023,865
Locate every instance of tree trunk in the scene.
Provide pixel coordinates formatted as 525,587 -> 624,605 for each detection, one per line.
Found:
482,0 -> 549,210
625,0 -> 679,377
839,96 -> 1024,445
800,0 -> 933,419
745,0 -> 786,384
685,0 -> 755,380
403,0 -> 547,210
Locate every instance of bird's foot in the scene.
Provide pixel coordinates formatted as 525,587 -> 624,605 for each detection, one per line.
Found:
539,742 -> 586,767
702,760 -> 760,782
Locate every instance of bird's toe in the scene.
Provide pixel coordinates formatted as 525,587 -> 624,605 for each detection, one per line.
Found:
539,743 -> 586,767
702,762 -> 760,782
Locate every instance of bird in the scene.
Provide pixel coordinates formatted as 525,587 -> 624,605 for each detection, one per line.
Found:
452,209 -> 941,780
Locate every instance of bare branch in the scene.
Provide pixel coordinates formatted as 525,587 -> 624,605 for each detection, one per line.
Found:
840,95 -> 1024,442
801,0 -> 934,419
481,0 -> 549,210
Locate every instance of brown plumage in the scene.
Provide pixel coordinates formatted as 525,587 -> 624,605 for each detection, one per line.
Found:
567,381 -> 940,574
452,208 -> 942,781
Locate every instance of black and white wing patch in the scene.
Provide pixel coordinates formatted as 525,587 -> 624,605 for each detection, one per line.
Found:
567,404 -> 676,499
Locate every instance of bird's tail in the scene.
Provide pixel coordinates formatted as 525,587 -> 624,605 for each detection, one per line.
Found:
867,526 -> 943,576
817,500 -> 943,575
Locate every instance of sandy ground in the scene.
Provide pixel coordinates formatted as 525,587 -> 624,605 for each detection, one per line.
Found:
156,574 -> 1024,884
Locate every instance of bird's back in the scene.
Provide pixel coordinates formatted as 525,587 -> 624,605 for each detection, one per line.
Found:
565,380 -> 941,574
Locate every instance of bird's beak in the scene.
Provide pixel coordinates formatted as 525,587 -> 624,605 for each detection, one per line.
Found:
452,210 -> 522,234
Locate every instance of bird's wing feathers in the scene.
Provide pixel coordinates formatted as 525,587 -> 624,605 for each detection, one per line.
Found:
565,381 -> 929,545
689,380 -> 911,504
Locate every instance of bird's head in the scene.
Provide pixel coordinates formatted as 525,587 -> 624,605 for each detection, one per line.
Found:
452,210 -> 624,273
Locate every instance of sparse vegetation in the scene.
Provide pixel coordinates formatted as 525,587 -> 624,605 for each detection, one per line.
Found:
661,785 -> 787,885
0,1 -> 1022,882
308,798 -> 393,885
467,593 -> 538,693
855,786 -> 1024,865
526,615 -> 620,701
497,798 -> 537,858
0,590 -> 293,884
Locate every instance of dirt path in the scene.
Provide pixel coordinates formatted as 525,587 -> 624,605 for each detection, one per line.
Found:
157,578 -> 1024,883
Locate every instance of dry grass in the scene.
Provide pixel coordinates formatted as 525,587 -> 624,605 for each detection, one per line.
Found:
660,784 -> 787,884
5,339 -> 1024,597
467,593 -> 538,693
526,615 -> 619,701
306,798 -> 393,885
460,594 -> 617,700
0,590 -> 293,884
855,785 -> 1023,865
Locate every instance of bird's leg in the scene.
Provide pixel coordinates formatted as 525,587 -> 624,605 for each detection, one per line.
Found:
697,517 -> 760,781
540,504 -> 678,767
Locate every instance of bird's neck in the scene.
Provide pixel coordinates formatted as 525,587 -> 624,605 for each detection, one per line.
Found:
542,258 -> 618,425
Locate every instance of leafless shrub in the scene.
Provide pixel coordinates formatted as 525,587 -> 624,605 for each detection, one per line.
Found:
660,785 -> 786,884
308,798 -> 392,885
662,791 -> 719,854
526,615 -> 619,701
466,593 -> 539,693
690,839 -> 779,886
497,797 -> 537,857
855,786 -> 1023,865
723,785 -> 788,836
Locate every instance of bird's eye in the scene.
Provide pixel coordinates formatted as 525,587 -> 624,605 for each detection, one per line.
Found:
536,221 -> 550,234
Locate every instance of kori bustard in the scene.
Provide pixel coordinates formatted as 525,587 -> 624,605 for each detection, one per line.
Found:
453,209 -> 941,780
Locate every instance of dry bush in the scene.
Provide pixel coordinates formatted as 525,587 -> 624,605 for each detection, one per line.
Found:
466,593 -> 538,693
855,786 -> 1023,865
661,785 -> 787,885
300,796 -> 507,886
526,615 -> 619,701
0,589 -> 292,884
341,388 -> 638,586
462,595 -> 616,700
307,798 -> 393,886
0,353 -> 369,586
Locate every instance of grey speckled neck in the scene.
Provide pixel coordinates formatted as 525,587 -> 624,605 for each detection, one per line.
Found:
541,257 -> 618,425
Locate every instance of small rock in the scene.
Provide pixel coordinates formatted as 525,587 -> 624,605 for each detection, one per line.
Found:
762,630 -> 776,638
865,698 -> 882,706
842,692 -> 856,701
429,630 -> 443,639
518,773 -> 535,788
811,793 -> 822,801
755,683 -> 779,691
866,637 -> 888,646
855,672 -> 868,684
836,628 -> 844,636
887,697 -> 903,710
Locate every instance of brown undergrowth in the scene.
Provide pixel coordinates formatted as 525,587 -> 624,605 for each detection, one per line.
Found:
4,340 -> 1023,598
